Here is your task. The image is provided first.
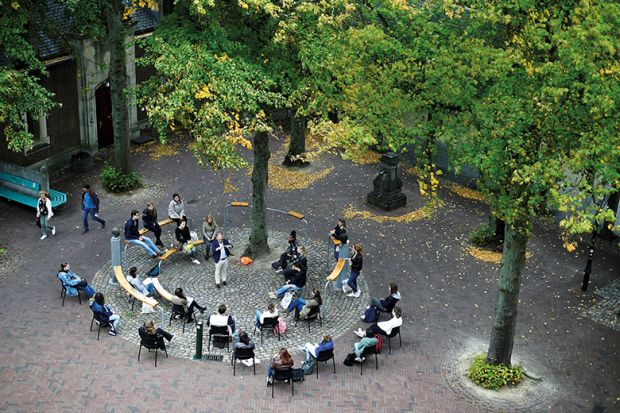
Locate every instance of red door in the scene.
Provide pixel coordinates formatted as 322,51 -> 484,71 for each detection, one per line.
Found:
95,81 -> 113,149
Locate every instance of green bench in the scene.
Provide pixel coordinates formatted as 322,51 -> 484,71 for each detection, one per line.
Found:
0,171 -> 67,209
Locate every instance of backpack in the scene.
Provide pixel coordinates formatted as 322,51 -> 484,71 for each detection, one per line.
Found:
274,317 -> 287,334
146,264 -> 160,277
362,306 -> 378,323
292,368 -> 305,382
375,334 -> 383,354
343,353 -> 356,366
301,358 -> 315,375
280,290 -> 294,310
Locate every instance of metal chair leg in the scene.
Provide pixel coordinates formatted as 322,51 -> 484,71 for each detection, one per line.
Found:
138,344 -> 142,361
253,356 -> 256,375
155,348 -> 158,367
332,356 -> 336,374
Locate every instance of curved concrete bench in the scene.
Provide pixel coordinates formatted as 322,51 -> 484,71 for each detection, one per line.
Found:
150,278 -> 174,302
113,266 -> 159,309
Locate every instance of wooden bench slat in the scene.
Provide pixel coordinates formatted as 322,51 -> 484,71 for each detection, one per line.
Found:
156,239 -> 205,261
331,238 -> 342,246
287,210 -> 305,220
326,258 -> 346,282
113,266 -> 158,307
150,278 -> 174,302
231,201 -> 250,207
139,218 -> 175,236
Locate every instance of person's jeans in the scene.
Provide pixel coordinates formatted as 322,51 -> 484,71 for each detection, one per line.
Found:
82,207 -> 105,230
214,258 -> 228,284
347,270 -> 360,293
109,314 -> 120,332
128,237 -> 159,256
304,343 -> 318,360
203,238 -> 212,259
267,366 -> 274,378
255,310 -> 263,327
40,215 -> 54,236
275,284 -> 301,299
287,297 -> 306,314
370,297 -> 386,311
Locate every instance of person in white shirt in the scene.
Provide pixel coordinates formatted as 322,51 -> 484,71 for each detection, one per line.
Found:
355,307 -> 402,338
127,266 -> 155,296
36,191 -> 55,240
207,304 -> 237,336
255,303 -> 278,328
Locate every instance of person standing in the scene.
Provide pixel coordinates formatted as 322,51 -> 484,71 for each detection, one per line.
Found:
36,191 -> 55,240
201,214 -> 218,260
343,243 -> 363,298
212,232 -> 233,288
168,193 -> 187,227
124,210 -> 163,258
142,202 -> 164,247
81,184 -> 105,234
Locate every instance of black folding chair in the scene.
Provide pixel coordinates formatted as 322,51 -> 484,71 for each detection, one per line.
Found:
310,348 -> 336,378
295,305 -> 322,333
232,347 -> 256,376
138,330 -> 168,367
271,368 -> 294,398
253,316 -> 282,344
376,301 -> 399,321
89,310 -> 114,340
360,345 -> 379,375
381,326 -> 402,355
169,304 -> 195,333
59,280 -> 82,306
207,325 -> 230,352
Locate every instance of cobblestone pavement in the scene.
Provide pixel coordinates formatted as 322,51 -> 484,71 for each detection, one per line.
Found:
0,138 -> 618,412
582,277 -> 620,332
92,228 -> 368,362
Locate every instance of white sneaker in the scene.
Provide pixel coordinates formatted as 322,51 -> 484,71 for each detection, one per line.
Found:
51,227 -> 56,235
192,259 -> 200,265
354,329 -> 364,338
40,234 -> 47,240
268,292 -> 277,299
342,285 -> 349,294
353,290 -> 361,298
347,292 -> 356,297
360,315 -> 365,320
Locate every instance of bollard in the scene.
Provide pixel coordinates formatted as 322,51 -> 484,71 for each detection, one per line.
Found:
109,228 -> 121,285
193,321 -> 203,360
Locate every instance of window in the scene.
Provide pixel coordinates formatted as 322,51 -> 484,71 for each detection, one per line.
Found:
22,113 -> 50,154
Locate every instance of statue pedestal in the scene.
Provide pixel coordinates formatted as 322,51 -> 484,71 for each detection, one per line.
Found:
367,152 -> 407,211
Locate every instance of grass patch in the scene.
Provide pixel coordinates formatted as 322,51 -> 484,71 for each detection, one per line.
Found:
468,354 -> 524,390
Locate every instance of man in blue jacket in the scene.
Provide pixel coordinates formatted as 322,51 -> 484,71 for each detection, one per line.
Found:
81,184 -> 106,234
125,210 -> 162,257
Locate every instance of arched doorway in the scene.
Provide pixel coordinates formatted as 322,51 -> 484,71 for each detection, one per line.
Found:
95,80 -> 113,149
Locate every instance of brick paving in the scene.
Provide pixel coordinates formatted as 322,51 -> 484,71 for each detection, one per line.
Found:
0,138 -> 619,412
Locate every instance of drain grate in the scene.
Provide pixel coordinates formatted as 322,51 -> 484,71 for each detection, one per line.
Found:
202,354 -> 224,362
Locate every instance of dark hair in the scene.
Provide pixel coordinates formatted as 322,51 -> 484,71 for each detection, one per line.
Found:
290,230 -> 296,238
83,184 -> 91,190
312,288 -> 323,305
267,303 -> 276,312
129,267 -> 137,277
365,328 -> 375,337
59,262 -> 69,272
390,283 -> 398,294
94,292 -> 105,305
175,287 -> 186,299
218,304 -> 227,314
393,306 -> 402,318
338,218 -> 346,228
239,331 -> 249,345
172,193 -> 180,200
131,209 -> 139,217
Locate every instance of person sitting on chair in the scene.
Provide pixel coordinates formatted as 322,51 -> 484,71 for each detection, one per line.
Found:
171,287 -> 205,323
355,307 -> 402,338
363,283 -> 400,320
303,334 -> 333,361
255,303 -> 279,328
287,288 -> 322,320
353,328 -> 378,362
57,262 -> 96,298
207,304 -> 237,336
125,210 -> 163,258
272,231 -> 298,273
175,220 -> 200,265
127,266 -> 155,296
90,292 -> 120,336
267,347 -> 294,386
234,331 -> 255,351
139,320 -> 174,350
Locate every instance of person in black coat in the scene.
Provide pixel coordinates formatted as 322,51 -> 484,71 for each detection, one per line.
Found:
139,320 -> 173,350
175,220 -> 200,264
142,202 -> 164,247
329,219 -> 347,260
273,231 -> 298,272
344,243 -> 363,298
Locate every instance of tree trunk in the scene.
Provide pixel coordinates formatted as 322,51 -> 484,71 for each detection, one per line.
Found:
245,131 -> 270,258
486,224 -> 528,366
489,215 -> 505,249
107,3 -> 131,174
282,111 -> 307,167
600,191 -> 619,240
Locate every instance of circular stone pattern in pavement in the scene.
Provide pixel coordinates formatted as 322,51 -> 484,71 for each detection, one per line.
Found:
91,228 -> 368,363
440,337 -> 559,412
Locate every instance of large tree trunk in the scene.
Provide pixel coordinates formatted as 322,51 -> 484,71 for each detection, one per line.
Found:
282,111 -> 307,167
107,3 -> 131,174
245,131 -> 270,257
486,224 -> 528,366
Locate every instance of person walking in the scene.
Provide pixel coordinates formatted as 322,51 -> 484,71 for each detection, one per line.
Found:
81,184 -> 105,234
36,191 -> 55,240
142,202 -> 164,247
124,210 -> 163,258
212,232 -> 233,288
343,243 -> 363,298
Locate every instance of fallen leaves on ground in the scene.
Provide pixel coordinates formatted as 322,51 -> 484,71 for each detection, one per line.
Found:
466,245 -> 533,264
131,141 -> 182,160
342,204 -> 430,223
268,164 -> 334,190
